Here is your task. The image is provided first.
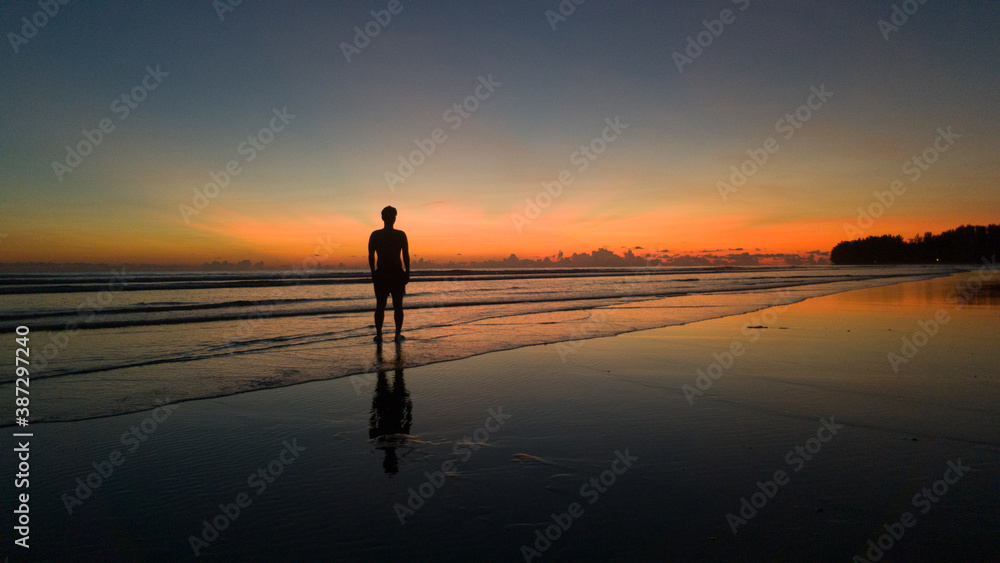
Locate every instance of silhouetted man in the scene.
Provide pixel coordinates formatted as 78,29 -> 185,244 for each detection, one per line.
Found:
369,205 -> 409,342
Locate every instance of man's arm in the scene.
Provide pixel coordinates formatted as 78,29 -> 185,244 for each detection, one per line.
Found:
402,232 -> 410,282
368,232 -> 376,276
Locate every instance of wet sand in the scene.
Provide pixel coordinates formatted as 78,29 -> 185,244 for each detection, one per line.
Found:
5,271 -> 999,561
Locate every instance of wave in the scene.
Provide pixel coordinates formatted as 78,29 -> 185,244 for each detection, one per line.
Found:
0,265 -> 820,294
0,272 -> 916,332
0,265 -> 967,426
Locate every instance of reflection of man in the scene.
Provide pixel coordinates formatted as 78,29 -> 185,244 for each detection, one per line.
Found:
369,362 -> 412,475
368,206 -> 410,342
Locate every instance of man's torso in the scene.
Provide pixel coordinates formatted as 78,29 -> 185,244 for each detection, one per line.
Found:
371,228 -> 405,272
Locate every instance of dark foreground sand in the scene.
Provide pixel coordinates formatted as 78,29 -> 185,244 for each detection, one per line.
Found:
4,272 -> 998,562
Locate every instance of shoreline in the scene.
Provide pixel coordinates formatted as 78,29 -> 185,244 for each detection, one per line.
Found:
5,267 -> 966,426
2,271 -> 997,561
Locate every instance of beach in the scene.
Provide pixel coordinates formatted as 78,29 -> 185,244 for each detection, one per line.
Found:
0,265 -> 957,424
5,1 -> 999,561
3,270 -> 998,561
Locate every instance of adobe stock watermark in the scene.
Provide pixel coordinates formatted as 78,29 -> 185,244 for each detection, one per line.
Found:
61,398 -> 180,514
340,0 -> 404,63
179,107 -> 296,224
615,258 -> 664,297
416,277 -> 465,329
672,0 -> 750,73
554,260 -> 661,362
347,278 -> 466,377
683,290 -> 794,405
51,65 -> 169,182
947,256 -> 998,311
877,0 -> 931,41
188,438 -> 306,557
32,268 -> 133,373
6,0 -> 73,54
393,407 -> 512,524
887,255 -> 997,372
510,116 -> 628,233
520,449 -> 638,562
212,0 -> 245,22
852,458 -> 969,562
384,74 -> 501,192
544,0 -> 587,31
843,126 -> 959,238
221,237 -> 339,350
717,84 -> 832,201
726,417 -> 844,535
554,309 -> 611,363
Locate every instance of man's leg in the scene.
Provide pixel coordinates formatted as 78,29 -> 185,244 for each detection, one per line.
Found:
391,291 -> 404,338
375,293 -> 388,341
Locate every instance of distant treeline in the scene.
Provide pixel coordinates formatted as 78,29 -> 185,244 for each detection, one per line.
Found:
830,224 -> 1000,265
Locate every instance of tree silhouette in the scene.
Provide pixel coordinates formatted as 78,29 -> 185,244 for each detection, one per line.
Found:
831,224 -> 999,264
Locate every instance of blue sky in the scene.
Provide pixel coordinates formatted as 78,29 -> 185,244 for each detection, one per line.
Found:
2,1 -> 997,264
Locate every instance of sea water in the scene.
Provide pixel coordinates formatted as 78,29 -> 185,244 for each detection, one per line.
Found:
0,265 -> 961,423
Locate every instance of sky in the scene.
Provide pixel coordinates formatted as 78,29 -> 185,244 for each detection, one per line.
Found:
2,1 -> 997,267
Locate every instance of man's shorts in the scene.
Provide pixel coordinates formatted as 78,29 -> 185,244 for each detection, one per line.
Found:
373,269 -> 407,299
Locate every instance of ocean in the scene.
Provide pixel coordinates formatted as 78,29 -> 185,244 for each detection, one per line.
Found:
0,265 -> 962,424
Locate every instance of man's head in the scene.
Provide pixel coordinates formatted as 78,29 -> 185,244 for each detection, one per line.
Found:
381,205 -> 397,226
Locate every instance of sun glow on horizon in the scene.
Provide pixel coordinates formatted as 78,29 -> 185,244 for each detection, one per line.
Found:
1,3 -> 996,269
